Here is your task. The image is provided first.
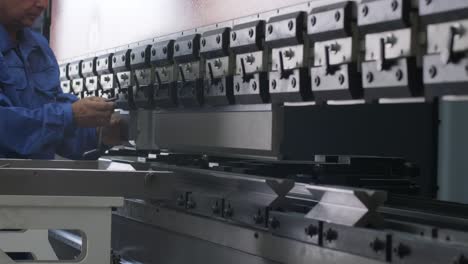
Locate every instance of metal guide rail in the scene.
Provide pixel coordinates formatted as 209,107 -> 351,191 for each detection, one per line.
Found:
59,0 -> 468,109
2,159 -> 468,264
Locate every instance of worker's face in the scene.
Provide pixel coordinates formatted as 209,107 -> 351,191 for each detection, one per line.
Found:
0,0 -> 48,28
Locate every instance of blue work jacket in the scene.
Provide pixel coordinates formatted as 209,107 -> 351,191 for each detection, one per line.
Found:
0,24 -> 97,160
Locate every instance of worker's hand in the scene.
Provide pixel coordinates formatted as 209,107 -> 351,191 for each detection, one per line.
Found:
101,113 -> 129,146
72,97 -> 115,127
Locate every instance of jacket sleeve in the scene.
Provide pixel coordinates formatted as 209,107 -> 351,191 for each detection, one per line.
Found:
55,94 -> 98,160
0,91 -> 97,159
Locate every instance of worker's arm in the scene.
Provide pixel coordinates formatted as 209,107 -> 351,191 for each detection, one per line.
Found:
0,90 -> 114,159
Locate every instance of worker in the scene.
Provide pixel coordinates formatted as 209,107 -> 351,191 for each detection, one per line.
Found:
0,0 -> 126,160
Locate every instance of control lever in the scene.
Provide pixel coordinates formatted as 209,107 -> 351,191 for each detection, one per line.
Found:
179,65 -> 187,83
376,35 -> 396,72
324,44 -> 340,75
278,50 -> 293,79
155,70 -> 163,87
240,57 -> 252,83
208,61 -> 215,84
441,24 -> 463,64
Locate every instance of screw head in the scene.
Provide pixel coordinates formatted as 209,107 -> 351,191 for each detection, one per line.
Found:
232,32 -> 237,41
202,38 -> 207,46
248,29 -> 254,38
252,81 -> 258,91
362,5 -> 369,17
325,229 -> 338,243
175,44 -> 180,52
311,16 -> 317,26
141,51 -> 145,58
291,77 -> 297,88
391,0 -> 399,11
305,225 -> 318,237
395,69 -> 404,81
370,238 -> 385,253
335,11 -> 341,21
271,79 -> 277,90
216,35 -> 221,44
366,72 -> 374,83
429,66 -> 437,78
152,49 -> 156,56
288,20 -> 294,31
314,76 -> 321,86
187,41 -> 192,49
268,25 -> 274,34
338,74 -> 345,85
235,83 -> 241,92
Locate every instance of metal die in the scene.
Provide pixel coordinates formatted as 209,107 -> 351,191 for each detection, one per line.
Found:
362,28 -> 421,99
424,19 -> 468,97
270,44 -> 312,103
358,0 -> 411,34
176,61 -> 205,107
154,65 -> 178,108
311,37 -> 362,101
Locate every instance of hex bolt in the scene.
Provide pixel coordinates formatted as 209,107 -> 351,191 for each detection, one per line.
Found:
152,49 -> 156,56
232,32 -> 237,41
391,0 -> 399,11
201,38 -> 207,47
187,41 -> 192,49
268,217 -> 280,229
271,79 -> 277,90
395,69 -> 403,81
366,72 -> 374,83
311,16 -> 317,26
131,54 -> 135,60
429,66 -> 437,78
288,20 -> 294,31
305,225 -> 318,237
141,51 -> 145,58
362,5 -> 369,17
175,44 -> 180,52
314,76 -> 321,87
252,81 -> 258,91
338,74 -> 345,85
163,46 -> 168,54
268,25 -> 274,34
291,77 -> 297,88
224,204 -> 234,218
335,11 -> 341,21
394,243 -> 411,259
325,229 -> 338,243
370,238 -> 385,253
248,29 -> 255,38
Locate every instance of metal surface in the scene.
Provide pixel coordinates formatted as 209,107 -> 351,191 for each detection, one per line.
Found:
114,200 -> 384,264
299,184 -> 387,227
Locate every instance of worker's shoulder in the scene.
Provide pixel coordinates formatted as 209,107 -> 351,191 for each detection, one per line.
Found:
24,28 -> 56,59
